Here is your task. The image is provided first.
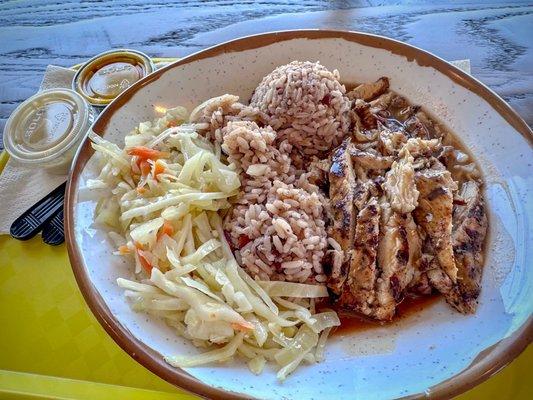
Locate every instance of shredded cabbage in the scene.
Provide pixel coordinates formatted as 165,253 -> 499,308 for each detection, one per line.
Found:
130,217 -> 164,248
180,239 -> 220,264
180,276 -> 224,303
314,327 -> 333,362
87,106 -> 339,381
257,280 -> 329,298
237,265 -> 279,315
165,332 -> 245,367
247,355 -> 267,375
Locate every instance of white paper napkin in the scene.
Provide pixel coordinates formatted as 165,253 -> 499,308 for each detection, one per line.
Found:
0,59 -> 470,235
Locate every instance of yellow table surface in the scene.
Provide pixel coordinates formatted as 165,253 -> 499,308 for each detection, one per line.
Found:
0,236 -> 530,399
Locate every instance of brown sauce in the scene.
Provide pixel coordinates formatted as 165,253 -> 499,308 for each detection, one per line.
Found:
332,294 -> 441,336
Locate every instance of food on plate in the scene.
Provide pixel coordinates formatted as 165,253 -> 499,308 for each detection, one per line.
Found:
87,60 -> 487,380
327,78 -> 487,320
250,61 -> 351,156
88,107 -> 339,381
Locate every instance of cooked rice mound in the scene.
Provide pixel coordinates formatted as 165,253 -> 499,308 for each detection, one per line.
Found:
250,61 -> 351,155
192,62 -> 348,284
225,180 -> 328,284
221,120 -> 328,284
190,94 -> 267,145
221,121 -> 292,179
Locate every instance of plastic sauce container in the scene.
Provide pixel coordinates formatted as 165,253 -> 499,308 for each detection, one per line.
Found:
2,89 -> 95,174
73,49 -> 154,106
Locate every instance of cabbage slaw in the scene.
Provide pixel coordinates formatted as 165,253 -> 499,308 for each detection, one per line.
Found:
88,106 -> 339,381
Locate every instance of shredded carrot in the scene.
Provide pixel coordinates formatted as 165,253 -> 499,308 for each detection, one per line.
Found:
140,160 -> 151,176
153,159 -> 165,181
167,120 -> 179,128
231,321 -> 255,332
127,146 -> 168,160
118,245 -> 131,255
134,241 -> 144,250
157,220 -> 174,240
136,248 -> 153,274
135,160 -> 151,193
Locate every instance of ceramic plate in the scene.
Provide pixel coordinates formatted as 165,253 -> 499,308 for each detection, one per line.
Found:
66,31 -> 533,400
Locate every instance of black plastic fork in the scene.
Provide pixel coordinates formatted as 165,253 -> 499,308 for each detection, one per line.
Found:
10,182 -> 66,241
42,208 -> 65,246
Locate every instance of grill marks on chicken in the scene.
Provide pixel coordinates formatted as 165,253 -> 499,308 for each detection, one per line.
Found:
350,147 -> 393,171
376,207 -> 411,306
447,181 -> 488,313
328,139 -> 357,294
328,138 -> 417,320
325,78 -> 487,320
338,200 -> 387,319
353,99 -> 378,130
413,159 -> 458,283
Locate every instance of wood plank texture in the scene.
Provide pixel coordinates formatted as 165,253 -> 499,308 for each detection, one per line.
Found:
0,0 -> 531,150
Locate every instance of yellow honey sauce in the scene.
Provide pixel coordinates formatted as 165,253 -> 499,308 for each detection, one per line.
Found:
73,49 -> 154,106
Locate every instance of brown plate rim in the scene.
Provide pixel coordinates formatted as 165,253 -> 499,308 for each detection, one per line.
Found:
65,29 -> 533,400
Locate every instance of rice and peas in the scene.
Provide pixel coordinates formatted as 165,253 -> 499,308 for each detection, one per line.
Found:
88,61 -> 348,380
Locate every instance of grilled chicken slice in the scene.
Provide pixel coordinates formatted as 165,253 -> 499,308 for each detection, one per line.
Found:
425,255 -> 453,294
409,271 -> 433,296
370,92 -> 409,113
383,151 -> 419,214
327,138 -> 388,295
353,99 -> 378,130
378,128 -> 407,156
404,111 -> 445,140
347,77 -> 390,102
337,199 -> 392,319
404,213 -> 423,285
401,138 -> 440,159
413,159 -> 458,282
377,205 -> 412,304
327,139 -> 357,294
445,181 -> 488,313
349,146 -> 394,171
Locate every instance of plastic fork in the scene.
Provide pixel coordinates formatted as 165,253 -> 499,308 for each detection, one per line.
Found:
10,182 -> 66,241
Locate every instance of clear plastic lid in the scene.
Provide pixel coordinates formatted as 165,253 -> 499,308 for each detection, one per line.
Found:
2,89 -> 93,165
